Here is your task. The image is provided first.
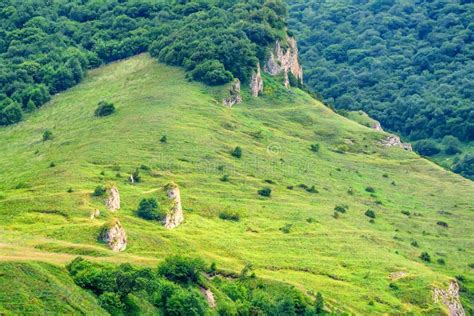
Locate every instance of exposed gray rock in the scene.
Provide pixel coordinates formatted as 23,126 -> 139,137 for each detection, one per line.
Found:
105,185 -> 120,212
90,209 -> 100,219
164,182 -> 184,229
98,219 -> 127,252
372,121 -> 383,132
380,135 -> 412,152
223,79 -> 242,107
433,281 -> 465,316
264,37 -> 303,88
250,64 -> 264,97
200,287 -> 216,308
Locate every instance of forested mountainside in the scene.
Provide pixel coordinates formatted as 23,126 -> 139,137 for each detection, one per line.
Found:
0,0 -> 286,125
287,0 -> 474,180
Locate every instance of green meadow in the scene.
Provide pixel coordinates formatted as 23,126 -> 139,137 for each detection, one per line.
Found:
0,54 -> 473,314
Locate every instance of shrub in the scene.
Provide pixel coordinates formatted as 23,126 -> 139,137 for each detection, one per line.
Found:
94,101 -> 115,117
219,211 -> 240,222
220,174 -> 230,182
264,179 -> 275,184
437,221 -> 448,228
158,256 -> 205,284
49,161 -> 56,168
258,187 -> 272,197
231,146 -> 242,158
437,258 -> 446,265
67,188 -> 74,193
93,185 -> 106,197
389,283 -> 399,290
280,224 -> 292,234
191,60 -> 233,85
420,252 -> 431,262
306,217 -> 315,223
140,164 -> 150,171
401,210 -> 411,216
347,187 -> 354,195
166,288 -> 207,316
160,135 -> 168,143
131,168 -> 141,183
414,140 -> 441,156
43,129 -> 53,141
411,241 -> 419,247
334,204 -> 348,213
310,143 -> 320,152
442,135 -> 462,155
305,185 -> 318,193
137,198 -> 163,221
365,209 -> 376,219
287,185 -> 294,190
98,292 -> 124,314
365,186 -> 375,193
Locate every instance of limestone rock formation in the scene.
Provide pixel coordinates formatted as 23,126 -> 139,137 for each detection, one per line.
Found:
250,63 -> 264,97
200,287 -> 216,308
105,185 -> 120,211
164,182 -> 184,229
264,37 -> 303,88
98,219 -> 127,252
372,121 -> 383,132
90,209 -> 100,219
380,135 -> 412,152
433,281 -> 465,316
223,79 -> 242,107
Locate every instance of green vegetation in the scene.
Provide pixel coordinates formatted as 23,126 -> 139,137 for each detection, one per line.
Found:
136,198 -> 163,221
0,55 -> 473,314
287,0 -> 474,178
94,101 -> 116,117
231,146 -> 242,158
93,185 -> 106,197
0,0 -> 287,126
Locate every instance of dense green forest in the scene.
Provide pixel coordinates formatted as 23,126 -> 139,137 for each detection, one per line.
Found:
0,0 -> 286,126
287,0 -> 473,179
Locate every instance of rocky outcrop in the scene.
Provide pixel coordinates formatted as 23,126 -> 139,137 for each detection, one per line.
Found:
433,281 -> 465,316
389,271 -> 407,281
264,37 -> 303,88
223,79 -> 242,107
372,121 -> 383,132
200,287 -> 216,308
98,219 -> 127,252
164,182 -> 184,229
380,135 -> 412,152
90,209 -> 100,219
105,185 -> 120,212
250,63 -> 264,97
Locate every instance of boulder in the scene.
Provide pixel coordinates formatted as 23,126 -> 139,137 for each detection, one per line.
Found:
380,135 -> 412,152
98,219 -> 127,252
164,182 -> 184,229
90,209 -> 100,219
223,79 -> 242,107
264,37 -> 303,88
200,287 -> 216,308
105,185 -> 120,211
433,281 -> 465,316
250,63 -> 264,97
372,121 -> 383,132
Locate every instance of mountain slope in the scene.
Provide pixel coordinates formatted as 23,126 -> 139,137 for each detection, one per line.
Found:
0,54 -> 473,314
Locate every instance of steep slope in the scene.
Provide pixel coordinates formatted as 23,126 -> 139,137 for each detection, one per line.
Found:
0,54 -> 473,314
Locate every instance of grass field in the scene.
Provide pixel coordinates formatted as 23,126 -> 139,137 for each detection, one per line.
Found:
0,54 -> 473,314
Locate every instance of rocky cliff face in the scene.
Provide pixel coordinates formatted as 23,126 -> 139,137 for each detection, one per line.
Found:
105,186 -> 120,212
380,135 -> 412,151
223,79 -> 242,107
264,37 -> 303,88
250,63 -> 264,97
433,281 -> 465,316
98,219 -> 127,252
164,182 -> 184,229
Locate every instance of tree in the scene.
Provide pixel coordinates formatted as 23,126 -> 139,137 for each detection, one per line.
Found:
136,198 -> 163,221
442,135 -> 462,155
414,140 -> 441,156
95,101 -> 115,117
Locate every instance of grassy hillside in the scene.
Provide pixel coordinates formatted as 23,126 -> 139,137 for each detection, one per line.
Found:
0,54 -> 473,314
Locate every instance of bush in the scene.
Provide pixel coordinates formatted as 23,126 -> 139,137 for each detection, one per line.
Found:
401,210 -> 411,216
411,241 -> 419,247
310,143 -> 320,152
137,198 -> 163,221
258,187 -> 272,197
442,136 -> 462,155
166,288 -> 207,316
420,252 -> 431,262
93,185 -> 106,197
220,174 -> 230,182
279,224 -> 292,234
131,168 -> 141,183
160,135 -> 168,143
43,129 -> 53,141
158,256 -> 205,284
437,258 -> 446,265
334,204 -> 348,213
219,211 -> 240,222
437,221 -> 448,228
231,146 -> 242,158
94,101 -> 115,117
365,209 -> 376,219
365,186 -> 375,193
191,60 -> 233,86
305,185 -> 318,193
414,140 -> 441,156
